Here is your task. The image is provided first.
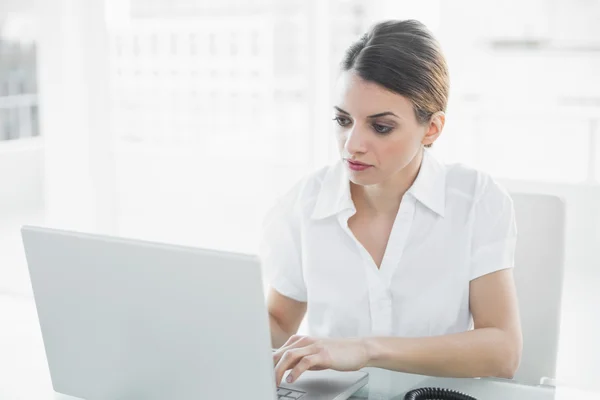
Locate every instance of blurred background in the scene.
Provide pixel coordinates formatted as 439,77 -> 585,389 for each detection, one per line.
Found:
1,0 -> 599,393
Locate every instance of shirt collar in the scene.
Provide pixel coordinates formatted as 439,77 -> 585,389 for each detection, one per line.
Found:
409,148 -> 446,217
310,148 -> 446,220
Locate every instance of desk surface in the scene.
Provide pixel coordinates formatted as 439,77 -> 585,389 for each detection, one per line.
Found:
1,294 -> 597,400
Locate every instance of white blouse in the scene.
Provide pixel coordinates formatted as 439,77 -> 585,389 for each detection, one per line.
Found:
259,149 -> 517,338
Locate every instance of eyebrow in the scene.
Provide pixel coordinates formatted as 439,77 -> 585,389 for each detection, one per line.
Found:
334,106 -> 400,119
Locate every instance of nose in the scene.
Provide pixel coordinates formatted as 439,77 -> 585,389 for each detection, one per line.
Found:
343,125 -> 368,156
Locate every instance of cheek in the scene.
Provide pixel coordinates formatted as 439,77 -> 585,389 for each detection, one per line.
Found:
378,135 -> 420,165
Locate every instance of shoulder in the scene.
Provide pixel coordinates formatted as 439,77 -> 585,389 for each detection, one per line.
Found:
440,161 -> 515,241
443,162 -> 512,209
262,164 -> 333,228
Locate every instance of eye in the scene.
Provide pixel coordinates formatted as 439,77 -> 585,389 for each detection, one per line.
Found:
372,123 -> 393,134
332,116 -> 352,127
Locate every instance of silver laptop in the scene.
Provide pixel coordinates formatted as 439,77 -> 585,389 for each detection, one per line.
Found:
21,225 -> 368,400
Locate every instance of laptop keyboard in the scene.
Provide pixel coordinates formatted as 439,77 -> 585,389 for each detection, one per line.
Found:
276,387 -> 306,399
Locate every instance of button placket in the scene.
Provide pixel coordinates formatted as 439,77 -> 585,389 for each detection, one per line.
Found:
379,196 -> 417,287
336,197 -> 416,336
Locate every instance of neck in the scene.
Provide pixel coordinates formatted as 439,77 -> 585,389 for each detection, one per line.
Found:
351,147 -> 424,217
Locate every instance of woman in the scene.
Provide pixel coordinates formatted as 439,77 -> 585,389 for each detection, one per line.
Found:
261,19 -> 522,387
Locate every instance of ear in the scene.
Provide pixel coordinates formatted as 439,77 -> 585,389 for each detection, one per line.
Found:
422,111 -> 445,146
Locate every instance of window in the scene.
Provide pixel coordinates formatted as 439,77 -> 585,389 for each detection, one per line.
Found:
0,24 -> 38,141
106,0 -> 367,253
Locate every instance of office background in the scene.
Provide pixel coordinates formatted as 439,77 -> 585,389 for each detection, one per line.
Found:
0,0 -> 599,393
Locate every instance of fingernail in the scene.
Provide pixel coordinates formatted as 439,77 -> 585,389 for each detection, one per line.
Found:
286,375 -> 293,383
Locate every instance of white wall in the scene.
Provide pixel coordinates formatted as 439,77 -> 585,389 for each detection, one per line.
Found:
35,0 -> 116,233
0,138 -> 44,296
0,0 -> 35,16
0,138 -> 43,212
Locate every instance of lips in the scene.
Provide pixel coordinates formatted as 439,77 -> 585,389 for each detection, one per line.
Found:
347,160 -> 370,167
346,159 -> 372,171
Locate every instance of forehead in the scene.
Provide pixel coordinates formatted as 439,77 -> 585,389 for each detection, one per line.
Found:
333,70 -> 414,117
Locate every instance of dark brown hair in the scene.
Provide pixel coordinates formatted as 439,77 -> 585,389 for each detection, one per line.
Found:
341,20 -> 449,147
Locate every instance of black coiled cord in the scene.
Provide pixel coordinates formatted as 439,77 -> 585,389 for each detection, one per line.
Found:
404,387 -> 477,400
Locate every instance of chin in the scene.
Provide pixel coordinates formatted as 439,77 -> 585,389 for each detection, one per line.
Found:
348,173 -> 380,187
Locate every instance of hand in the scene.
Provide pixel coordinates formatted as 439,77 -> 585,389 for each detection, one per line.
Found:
272,335 -> 369,386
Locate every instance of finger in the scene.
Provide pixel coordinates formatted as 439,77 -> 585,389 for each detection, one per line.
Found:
273,335 -> 311,365
286,354 -> 324,384
273,336 -> 303,366
274,345 -> 318,387
275,345 -> 316,386
282,334 -> 306,348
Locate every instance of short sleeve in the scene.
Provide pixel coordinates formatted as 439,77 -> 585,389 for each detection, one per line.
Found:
469,177 -> 518,281
259,188 -> 307,302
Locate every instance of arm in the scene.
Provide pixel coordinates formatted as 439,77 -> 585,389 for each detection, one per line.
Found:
364,268 -> 523,378
273,269 -> 522,385
268,287 -> 307,348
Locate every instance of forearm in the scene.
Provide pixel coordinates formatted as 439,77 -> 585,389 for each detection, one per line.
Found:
269,314 -> 293,349
364,328 -> 521,379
